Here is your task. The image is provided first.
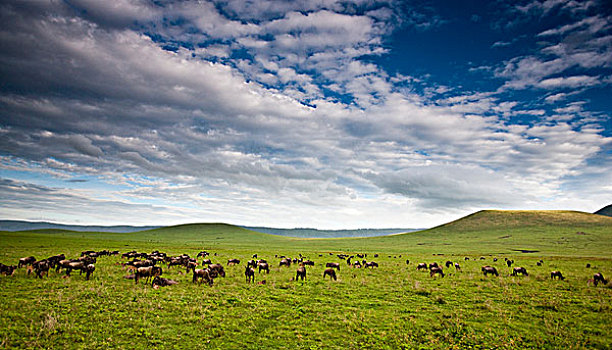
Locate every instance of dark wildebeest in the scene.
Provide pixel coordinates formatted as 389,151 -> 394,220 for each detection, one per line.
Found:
512,267 -> 528,276
152,276 -> 178,288
193,268 -> 213,286
296,266 -> 306,281
536,261 -> 542,266
196,251 -> 209,258
65,261 -> 86,276
245,266 -> 255,283
550,271 -> 565,280
33,260 -> 50,279
493,258 -> 498,262
326,262 -> 340,271
352,261 -> 362,268
445,261 -> 453,268
593,273 -> 608,286
507,260 -> 514,267
405,259 -> 410,265
417,263 -> 428,271
247,260 -> 257,268
454,263 -> 461,271
208,264 -> 226,278
201,259 -> 212,266
228,259 -> 241,266
429,262 -> 439,270
84,264 -> 95,280
302,260 -> 314,266
258,262 -> 269,274
186,261 -> 198,274
323,268 -> 337,281
0,263 -> 16,276
430,266 -> 444,278
135,266 -> 162,284
482,266 -> 499,276
279,258 -> 291,267
364,262 -> 378,268
586,263 -> 591,268
18,256 -> 36,268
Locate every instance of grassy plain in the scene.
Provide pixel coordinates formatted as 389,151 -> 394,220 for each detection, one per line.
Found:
0,210 -> 611,349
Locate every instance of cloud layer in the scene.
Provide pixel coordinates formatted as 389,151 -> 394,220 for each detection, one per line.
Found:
0,0 -> 610,228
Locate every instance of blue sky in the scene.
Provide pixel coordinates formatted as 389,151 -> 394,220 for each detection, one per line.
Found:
0,0 -> 610,229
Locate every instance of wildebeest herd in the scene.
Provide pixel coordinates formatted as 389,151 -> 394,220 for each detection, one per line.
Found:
0,250 -> 609,290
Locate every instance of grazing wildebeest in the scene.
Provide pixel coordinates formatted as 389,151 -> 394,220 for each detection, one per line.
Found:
493,258 -> 498,262
454,263 -> 461,271
245,266 -> 255,283
18,256 -> 36,268
193,269 -> 213,286
550,271 -> 565,280
417,263 -> 428,271
482,266 -> 499,276
586,263 -> 591,268
186,261 -> 198,274
0,263 -> 16,276
512,267 -> 528,276
84,264 -> 95,280
228,259 -> 241,266
593,273 -> 608,286
247,260 -> 257,268
65,261 -> 86,276
374,254 -> 379,258
258,262 -> 270,274
296,266 -> 306,281
536,262 -> 542,266
507,260 -> 514,267
429,262 -> 439,270
197,251 -> 209,258
208,264 -> 226,278
465,257 -> 470,261
33,260 -> 50,279
445,261 -> 453,268
252,254 -> 258,259
152,276 -> 178,288
430,266 -> 444,278
302,260 -> 314,266
279,259 -> 291,267
364,262 -> 378,268
352,261 -> 362,268
201,259 -> 212,266
405,259 -> 410,265
135,266 -> 162,284
326,262 -> 340,271
323,268 -> 337,281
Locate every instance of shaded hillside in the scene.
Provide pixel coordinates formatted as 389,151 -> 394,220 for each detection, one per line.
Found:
594,204 -> 612,217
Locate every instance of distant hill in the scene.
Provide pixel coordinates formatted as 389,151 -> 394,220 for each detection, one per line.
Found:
0,220 -> 160,233
243,226 -> 421,238
594,204 -> 612,217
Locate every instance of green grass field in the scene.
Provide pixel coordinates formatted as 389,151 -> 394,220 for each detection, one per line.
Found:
1,210 -> 611,349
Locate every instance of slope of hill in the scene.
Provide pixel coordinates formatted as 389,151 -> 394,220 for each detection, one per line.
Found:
594,204 -> 612,217
243,226 -> 421,238
365,210 -> 612,257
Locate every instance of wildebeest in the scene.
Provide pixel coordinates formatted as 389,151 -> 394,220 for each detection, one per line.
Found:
186,261 -> 198,274
152,276 -> 178,288
417,263 -> 428,271
512,267 -> 528,276
296,266 -> 306,281
429,262 -> 439,270
507,260 -> 514,267
482,266 -> 499,276
326,262 -> 340,271
84,264 -> 95,280
245,266 -> 255,283
18,256 -> 36,268
247,260 -> 257,268
430,266 -> 444,278
550,271 -> 565,280
352,261 -> 362,268
593,272 -> 608,286
228,259 -> 241,266
445,261 -> 453,268
302,260 -> 314,266
364,262 -> 378,268
536,261 -> 542,266
279,258 -> 291,267
193,268 -> 213,286
201,259 -> 212,265
323,268 -> 337,281
0,263 -> 16,276
33,260 -> 50,279
454,263 -> 461,271
208,264 -> 226,278
258,262 -> 269,274
405,259 -> 410,265
586,263 -> 591,268
135,266 -> 162,284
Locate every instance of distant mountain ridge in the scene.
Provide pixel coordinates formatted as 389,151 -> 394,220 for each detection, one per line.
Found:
594,204 -> 612,217
0,220 -> 160,233
243,226 -> 421,238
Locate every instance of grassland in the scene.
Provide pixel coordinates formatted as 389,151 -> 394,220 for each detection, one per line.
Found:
0,210 -> 611,349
